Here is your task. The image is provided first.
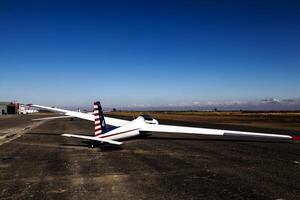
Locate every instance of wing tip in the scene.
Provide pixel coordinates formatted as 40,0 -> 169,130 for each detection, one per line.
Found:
292,135 -> 300,141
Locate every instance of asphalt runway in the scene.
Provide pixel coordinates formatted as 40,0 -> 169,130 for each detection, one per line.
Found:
0,115 -> 299,199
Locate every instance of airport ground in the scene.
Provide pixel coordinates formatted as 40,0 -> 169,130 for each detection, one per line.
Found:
0,112 -> 299,199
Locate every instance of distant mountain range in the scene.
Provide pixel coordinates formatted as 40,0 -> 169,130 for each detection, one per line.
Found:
65,98 -> 300,111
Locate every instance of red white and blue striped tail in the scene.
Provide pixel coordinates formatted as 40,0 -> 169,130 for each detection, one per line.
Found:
94,101 -> 107,136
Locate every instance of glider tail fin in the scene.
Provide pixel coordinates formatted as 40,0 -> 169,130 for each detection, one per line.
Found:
94,101 -> 107,136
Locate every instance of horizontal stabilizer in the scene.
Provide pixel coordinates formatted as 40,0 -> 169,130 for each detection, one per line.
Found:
62,134 -> 122,145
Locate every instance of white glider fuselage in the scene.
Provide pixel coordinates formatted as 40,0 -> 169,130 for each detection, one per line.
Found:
97,116 -> 157,141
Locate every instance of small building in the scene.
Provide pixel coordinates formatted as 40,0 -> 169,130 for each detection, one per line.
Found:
19,104 -> 26,114
0,102 -> 18,115
18,104 -> 38,114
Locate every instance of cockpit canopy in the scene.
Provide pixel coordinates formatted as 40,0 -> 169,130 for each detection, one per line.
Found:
140,112 -> 154,121
138,112 -> 158,124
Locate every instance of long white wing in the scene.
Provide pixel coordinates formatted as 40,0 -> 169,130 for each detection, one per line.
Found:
32,115 -> 74,121
29,104 -> 129,127
62,134 -> 122,145
140,124 -> 294,140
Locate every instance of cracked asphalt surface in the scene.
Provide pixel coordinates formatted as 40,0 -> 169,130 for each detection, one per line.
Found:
0,115 -> 299,199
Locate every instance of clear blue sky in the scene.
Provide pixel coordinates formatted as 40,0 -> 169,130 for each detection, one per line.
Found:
0,0 -> 299,107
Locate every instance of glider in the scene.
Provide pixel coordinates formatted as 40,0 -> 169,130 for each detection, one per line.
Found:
29,101 -> 299,147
